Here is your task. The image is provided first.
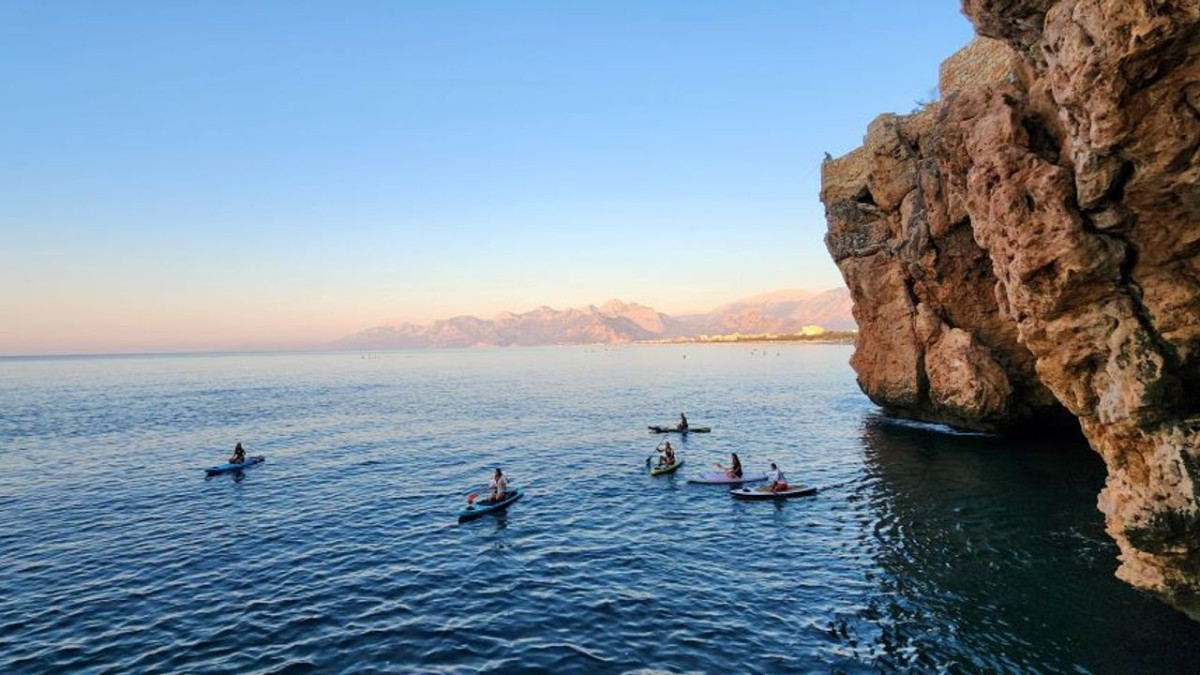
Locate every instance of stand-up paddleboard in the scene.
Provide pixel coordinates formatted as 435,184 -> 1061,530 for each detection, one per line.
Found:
459,488 -> 524,522
730,485 -> 818,500
650,459 -> 684,476
648,426 -> 711,434
687,472 -> 768,485
205,456 -> 265,475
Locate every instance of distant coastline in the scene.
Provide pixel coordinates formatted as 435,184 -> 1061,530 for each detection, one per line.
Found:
0,337 -> 858,361
643,330 -> 857,345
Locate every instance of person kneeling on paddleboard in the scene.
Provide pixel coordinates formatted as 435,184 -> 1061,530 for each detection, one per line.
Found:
677,412 -> 689,432
228,442 -> 246,465
658,441 -> 676,468
764,462 -> 788,493
717,453 -> 743,479
489,468 -> 508,503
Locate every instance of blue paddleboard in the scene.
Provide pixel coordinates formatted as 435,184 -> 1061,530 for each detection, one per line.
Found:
458,488 -> 523,522
205,456 -> 265,475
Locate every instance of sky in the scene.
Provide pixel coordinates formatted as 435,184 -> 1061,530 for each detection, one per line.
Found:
0,1 -> 975,355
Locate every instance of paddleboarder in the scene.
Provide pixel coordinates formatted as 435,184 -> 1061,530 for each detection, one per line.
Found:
657,441 -> 677,468
488,468 -> 508,503
764,462 -> 788,492
717,452 -> 743,479
228,442 -> 246,465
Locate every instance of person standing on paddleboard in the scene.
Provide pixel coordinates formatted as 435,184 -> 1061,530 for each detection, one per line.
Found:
765,462 -> 788,492
489,468 -> 508,503
228,442 -> 246,465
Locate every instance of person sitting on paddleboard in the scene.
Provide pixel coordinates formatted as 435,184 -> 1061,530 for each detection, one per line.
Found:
658,441 -> 676,467
717,452 -> 743,479
489,468 -> 508,503
228,442 -> 246,465
677,412 -> 689,431
765,462 -> 788,492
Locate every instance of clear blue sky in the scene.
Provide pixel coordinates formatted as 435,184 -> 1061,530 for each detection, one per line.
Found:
0,1 -> 974,354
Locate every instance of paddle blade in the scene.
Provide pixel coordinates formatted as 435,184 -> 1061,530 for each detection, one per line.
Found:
466,493 -> 478,503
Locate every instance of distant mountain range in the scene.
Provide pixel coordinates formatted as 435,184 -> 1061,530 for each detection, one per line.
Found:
336,288 -> 854,349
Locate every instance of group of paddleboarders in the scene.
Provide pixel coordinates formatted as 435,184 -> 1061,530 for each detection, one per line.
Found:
654,412 -> 792,492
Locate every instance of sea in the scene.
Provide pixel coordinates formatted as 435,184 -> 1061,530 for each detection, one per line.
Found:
2,344 -> 1199,673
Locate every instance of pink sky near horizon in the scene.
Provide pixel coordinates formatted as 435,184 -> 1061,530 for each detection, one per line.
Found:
0,281 -> 844,356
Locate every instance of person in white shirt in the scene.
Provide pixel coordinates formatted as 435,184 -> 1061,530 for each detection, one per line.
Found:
765,462 -> 788,492
489,468 -> 508,502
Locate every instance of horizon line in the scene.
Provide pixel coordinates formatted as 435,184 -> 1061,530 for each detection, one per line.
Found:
0,330 -> 859,360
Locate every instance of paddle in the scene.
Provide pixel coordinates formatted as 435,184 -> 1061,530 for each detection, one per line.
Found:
646,441 -> 665,467
467,492 -> 502,506
466,481 -> 493,504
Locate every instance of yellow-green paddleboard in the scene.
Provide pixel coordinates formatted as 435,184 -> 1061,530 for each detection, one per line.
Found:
650,458 -> 683,476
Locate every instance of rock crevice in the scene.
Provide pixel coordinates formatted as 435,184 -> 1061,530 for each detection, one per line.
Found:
821,2 -> 1200,616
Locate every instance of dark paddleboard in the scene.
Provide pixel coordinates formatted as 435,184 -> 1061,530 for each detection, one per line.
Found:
648,426 -> 711,434
730,486 -> 818,500
459,488 -> 524,522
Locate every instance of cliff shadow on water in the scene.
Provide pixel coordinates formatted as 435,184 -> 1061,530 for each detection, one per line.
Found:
843,414 -> 1200,671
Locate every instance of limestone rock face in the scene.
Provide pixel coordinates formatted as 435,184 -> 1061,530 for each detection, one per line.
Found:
823,85 -> 1063,433
821,2 -> 1200,616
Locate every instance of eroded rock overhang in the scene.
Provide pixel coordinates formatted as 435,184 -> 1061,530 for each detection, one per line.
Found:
820,1 -> 1200,616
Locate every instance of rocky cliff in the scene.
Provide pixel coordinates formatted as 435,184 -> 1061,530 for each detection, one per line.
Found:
821,1 -> 1200,616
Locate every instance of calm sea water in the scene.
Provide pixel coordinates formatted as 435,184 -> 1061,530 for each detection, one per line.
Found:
2,344 -> 1198,673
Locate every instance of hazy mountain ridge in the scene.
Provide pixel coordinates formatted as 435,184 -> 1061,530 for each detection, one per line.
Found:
337,288 -> 853,349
